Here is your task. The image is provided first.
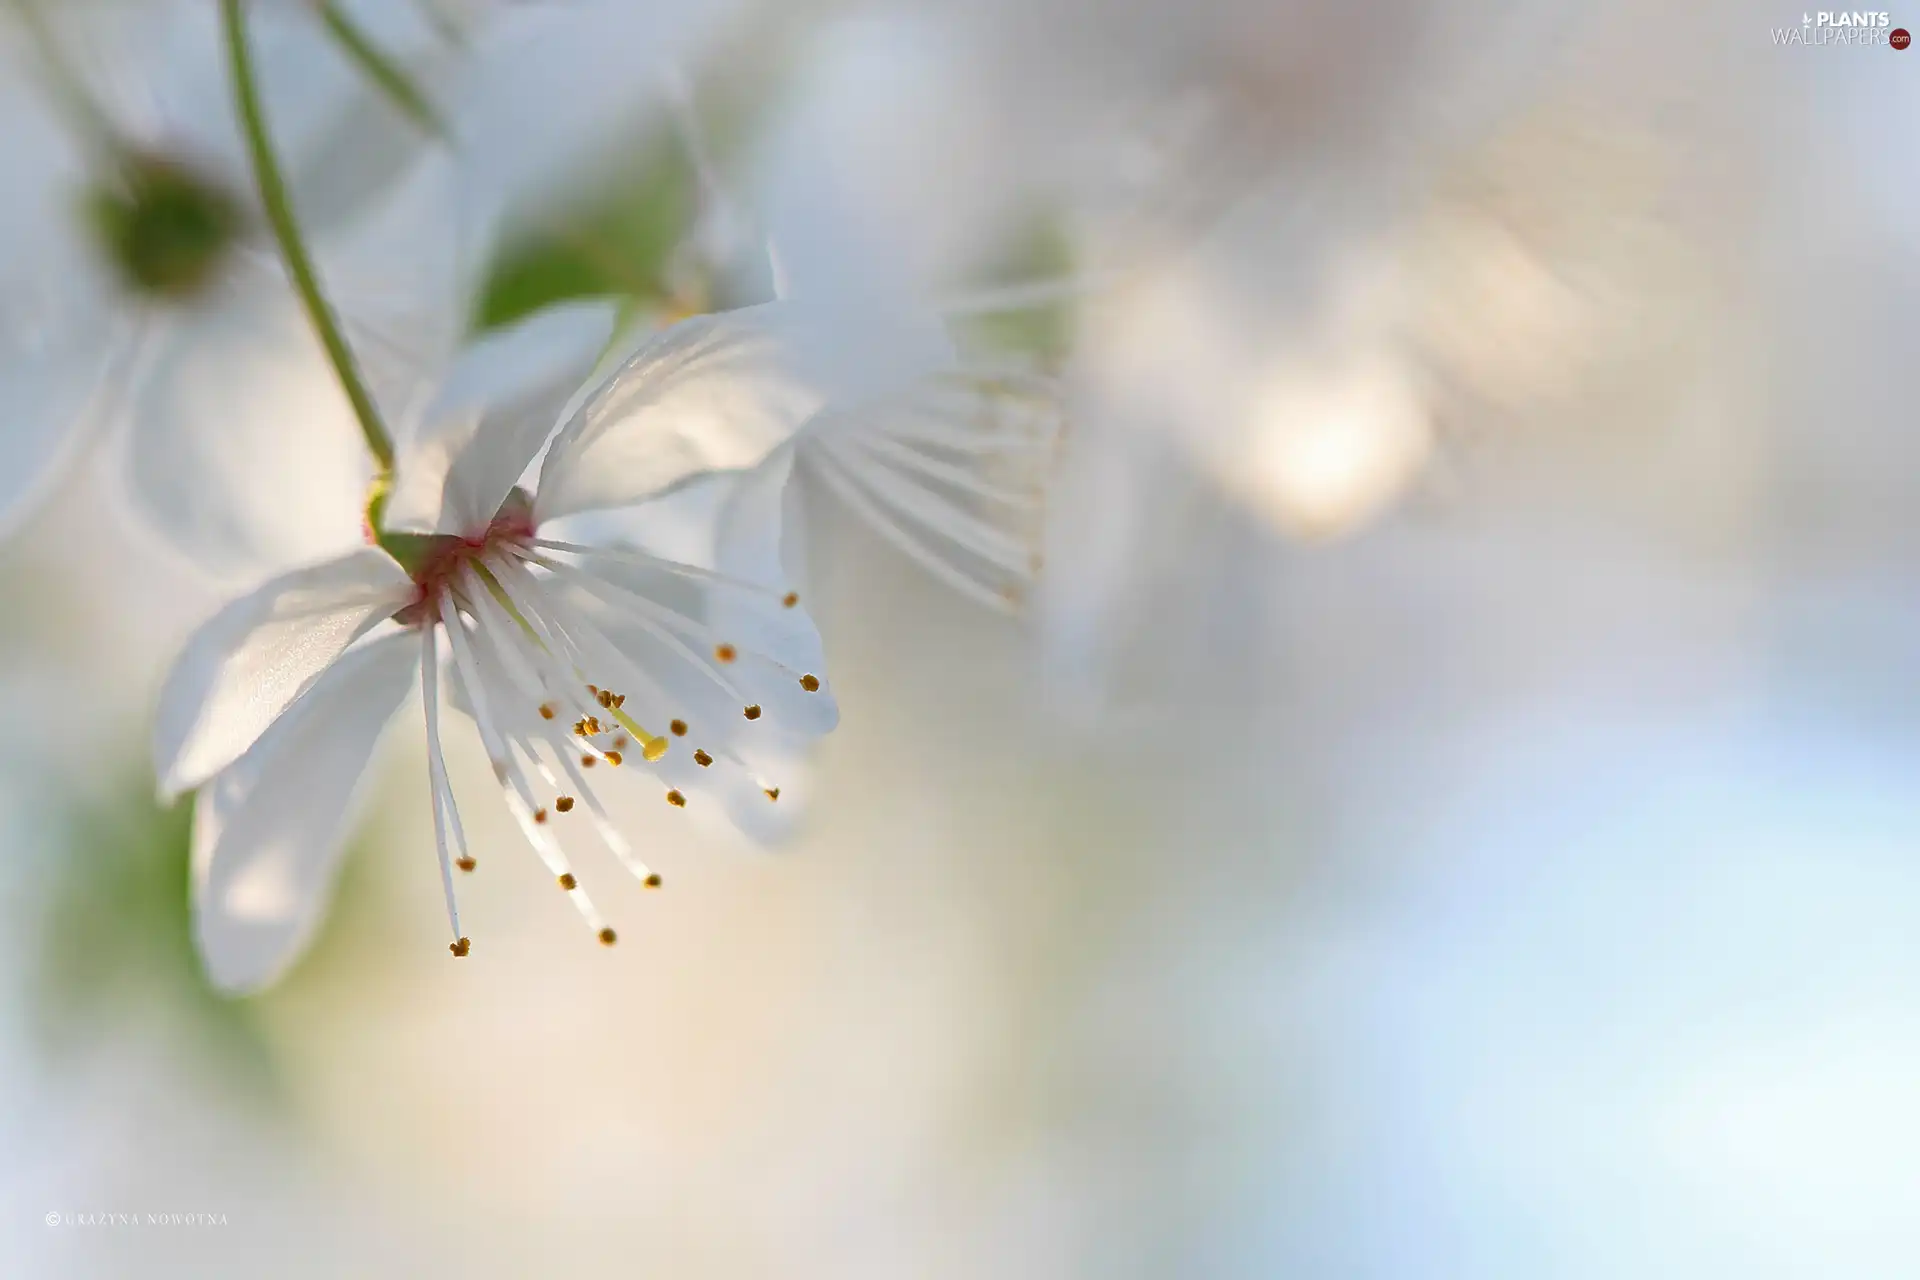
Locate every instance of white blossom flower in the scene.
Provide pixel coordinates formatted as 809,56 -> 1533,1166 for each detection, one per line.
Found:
711,360 -> 1068,614
0,0 -> 481,575
152,299 -> 872,993
637,61 -> 1071,616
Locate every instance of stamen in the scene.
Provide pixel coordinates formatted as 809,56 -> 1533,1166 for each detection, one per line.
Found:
807,447 -> 1021,613
609,706 -> 669,762
456,568 -> 607,750
536,555 -> 749,704
424,551 -> 725,951
442,610 -> 618,943
532,538 -> 799,605
560,768 -> 660,886
420,620 -> 468,946
828,435 -> 1036,572
450,937 -> 471,957
464,568 -> 671,785
525,720 -> 662,889
850,431 -> 1046,508
486,554 -> 673,763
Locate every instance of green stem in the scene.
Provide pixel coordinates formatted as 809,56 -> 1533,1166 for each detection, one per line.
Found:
317,1 -> 448,138
220,0 -> 395,471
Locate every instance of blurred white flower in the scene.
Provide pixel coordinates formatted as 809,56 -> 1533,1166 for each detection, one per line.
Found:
0,0 -> 485,577
150,299 -> 874,993
437,0 -> 747,224
716,364 -> 1067,614
644,64 -> 1072,616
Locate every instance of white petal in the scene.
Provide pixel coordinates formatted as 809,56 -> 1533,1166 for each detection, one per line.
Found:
0,196 -> 125,539
708,448 -> 825,683
325,153 -> 499,434
443,1 -> 735,216
123,284 -> 375,580
384,301 -> 617,536
533,300 -> 953,524
0,326 -> 120,542
154,548 -> 414,800
712,446 -> 803,590
192,628 -> 419,994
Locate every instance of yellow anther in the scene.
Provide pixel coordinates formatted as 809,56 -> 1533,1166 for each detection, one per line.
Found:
533,808 -> 548,824
450,937 -> 471,957
605,751 -> 623,767
598,928 -> 617,947
693,749 -> 713,768
743,704 -> 762,720
643,873 -> 663,889
456,856 -> 477,872
763,787 -> 781,802
539,704 -> 555,720
799,674 -> 820,692
666,790 -> 686,808
555,796 -> 575,813
558,872 -> 577,890
783,592 -> 799,608
608,704 -> 669,762
714,643 -> 737,664
581,754 -> 597,768
670,719 -> 687,737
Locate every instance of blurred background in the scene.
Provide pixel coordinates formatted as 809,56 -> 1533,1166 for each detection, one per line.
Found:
4,0 -> 1919,1275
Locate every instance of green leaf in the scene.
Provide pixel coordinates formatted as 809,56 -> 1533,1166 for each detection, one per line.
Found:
474,131 -> 699,332
28,775 -> 284,1102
